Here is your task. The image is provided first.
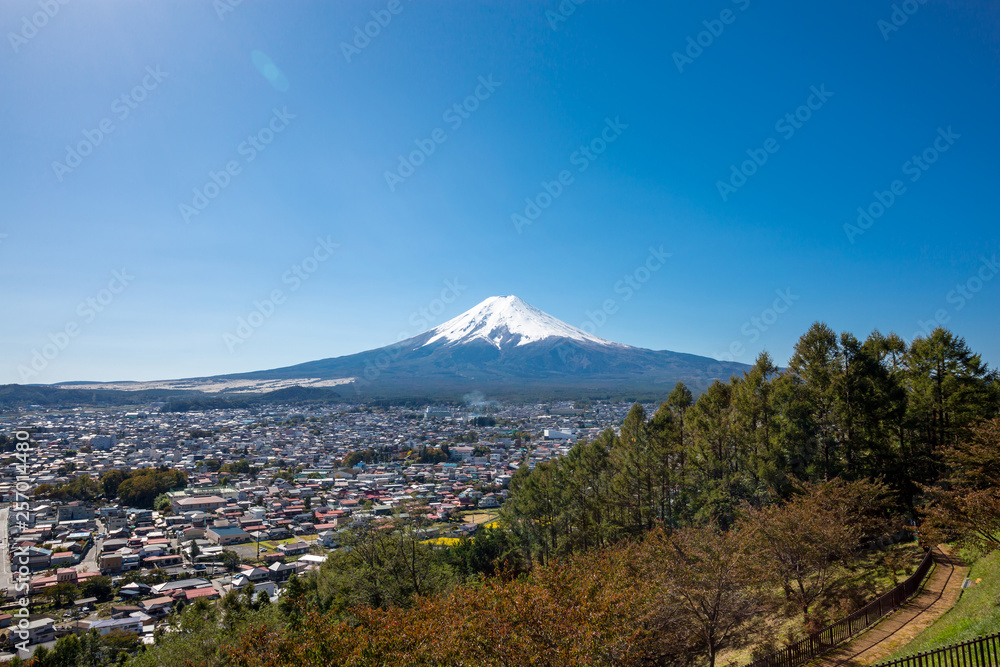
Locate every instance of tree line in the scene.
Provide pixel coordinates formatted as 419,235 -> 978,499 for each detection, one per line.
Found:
502,324 -> 997,565
34,467 -> 187,509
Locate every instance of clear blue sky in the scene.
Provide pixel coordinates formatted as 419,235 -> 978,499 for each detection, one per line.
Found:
2,0 -> 998,384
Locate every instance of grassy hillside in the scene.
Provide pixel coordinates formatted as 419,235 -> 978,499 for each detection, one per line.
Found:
888,549 -> 1000,658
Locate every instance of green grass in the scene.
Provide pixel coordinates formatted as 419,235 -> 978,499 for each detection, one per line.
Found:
888,549 -> 1000,658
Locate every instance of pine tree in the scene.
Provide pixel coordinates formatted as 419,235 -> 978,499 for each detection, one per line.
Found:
688,381 -> 742,527
905,329 -> 999,486
787,323 -> 841,480
611,403 -> 654,536
732,352 -> 781,500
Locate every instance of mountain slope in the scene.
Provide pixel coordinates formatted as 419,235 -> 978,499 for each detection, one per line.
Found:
221,296 -> 749,397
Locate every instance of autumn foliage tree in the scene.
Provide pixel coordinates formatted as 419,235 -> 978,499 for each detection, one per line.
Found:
218,523 -> 787,667
648,525 -> 766,667
226,534 -> 702,667
921,418 -> 1000,552
740,479 -> 892,629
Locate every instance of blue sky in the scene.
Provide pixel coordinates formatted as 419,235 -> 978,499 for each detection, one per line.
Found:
2,0 -> 998,384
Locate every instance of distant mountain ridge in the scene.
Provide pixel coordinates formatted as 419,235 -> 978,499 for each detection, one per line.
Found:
15,296 -> 751,404
219,295 -> 750,397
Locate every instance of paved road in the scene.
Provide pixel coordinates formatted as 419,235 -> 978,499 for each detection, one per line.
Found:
818,545 -> 969,667
78,518 -> 104,573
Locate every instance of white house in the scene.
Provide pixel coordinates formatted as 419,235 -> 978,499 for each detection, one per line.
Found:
89,617 -> 143,636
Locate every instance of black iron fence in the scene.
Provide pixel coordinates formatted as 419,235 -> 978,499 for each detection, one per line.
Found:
746,548 -> 936,667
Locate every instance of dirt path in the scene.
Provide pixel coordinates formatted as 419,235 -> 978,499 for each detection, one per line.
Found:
817,545 -> 969,667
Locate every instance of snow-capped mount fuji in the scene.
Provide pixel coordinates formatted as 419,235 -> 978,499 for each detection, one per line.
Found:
424,295 -> 623,350
217,295 -> 751,398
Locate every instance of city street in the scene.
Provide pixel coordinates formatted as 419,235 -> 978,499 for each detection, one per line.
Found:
78,518 -> 104,573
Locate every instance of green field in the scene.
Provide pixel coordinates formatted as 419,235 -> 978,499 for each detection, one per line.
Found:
459,510 -> 499,526
888,549 -> 1000,658
258,534 -> 319,551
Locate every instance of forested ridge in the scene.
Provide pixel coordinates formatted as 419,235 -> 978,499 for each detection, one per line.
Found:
18,323 -> 1000,667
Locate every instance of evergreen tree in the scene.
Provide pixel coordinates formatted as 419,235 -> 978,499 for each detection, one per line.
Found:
688,381 -> 743,527
648,402 -> 683,526
611,403 -> 655,536
905,329 -> 998,489
189,539 -> 200,561
787,322 -> 842,480
732,352 -> 782,501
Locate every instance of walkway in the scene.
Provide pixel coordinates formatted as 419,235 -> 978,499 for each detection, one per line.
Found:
817,545 -> 969,667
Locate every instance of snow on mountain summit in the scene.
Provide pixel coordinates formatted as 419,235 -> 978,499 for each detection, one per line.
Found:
423,295 -> 622,350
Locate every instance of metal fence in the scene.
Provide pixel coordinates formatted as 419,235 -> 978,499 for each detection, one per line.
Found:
746,548 -> 936,667
873,631 -> 1000,667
